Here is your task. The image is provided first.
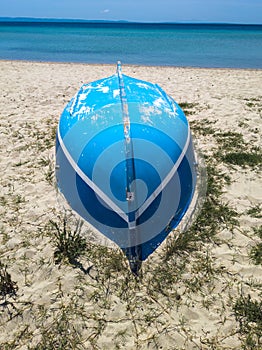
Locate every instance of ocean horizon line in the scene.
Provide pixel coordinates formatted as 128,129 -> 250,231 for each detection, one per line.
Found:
0,16 -> 261,26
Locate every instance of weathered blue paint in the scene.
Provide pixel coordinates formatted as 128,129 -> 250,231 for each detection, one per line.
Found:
56,63 -> 197,272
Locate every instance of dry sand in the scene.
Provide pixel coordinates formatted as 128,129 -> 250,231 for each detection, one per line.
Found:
0,60 -> 261,349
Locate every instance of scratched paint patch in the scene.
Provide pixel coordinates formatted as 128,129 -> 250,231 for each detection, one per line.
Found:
113,89 -> 120,98
97,86 -> 110,93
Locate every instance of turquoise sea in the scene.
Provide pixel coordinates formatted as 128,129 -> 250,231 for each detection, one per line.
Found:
0,20 -> 261,68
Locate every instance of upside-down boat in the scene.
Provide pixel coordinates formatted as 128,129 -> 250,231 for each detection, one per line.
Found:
56,62 -> 197,273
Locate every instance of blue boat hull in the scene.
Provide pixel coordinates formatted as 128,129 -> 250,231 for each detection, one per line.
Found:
56,64 -> 197,265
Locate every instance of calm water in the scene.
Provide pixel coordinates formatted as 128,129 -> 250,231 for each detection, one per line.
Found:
0,21 -> 261,68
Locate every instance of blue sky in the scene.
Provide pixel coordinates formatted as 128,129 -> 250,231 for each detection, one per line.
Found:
1,0 -> 261,24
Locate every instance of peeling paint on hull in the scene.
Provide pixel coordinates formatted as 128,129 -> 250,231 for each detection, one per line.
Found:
56,63 -> 197,272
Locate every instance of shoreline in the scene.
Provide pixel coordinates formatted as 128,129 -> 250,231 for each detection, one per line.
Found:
1,58 -> 262,71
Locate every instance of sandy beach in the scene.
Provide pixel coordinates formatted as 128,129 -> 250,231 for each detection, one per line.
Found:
0,60 -> 261,349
